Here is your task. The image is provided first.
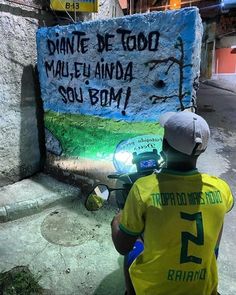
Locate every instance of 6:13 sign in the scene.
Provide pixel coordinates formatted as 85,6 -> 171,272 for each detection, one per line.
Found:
65,2 -> 80,10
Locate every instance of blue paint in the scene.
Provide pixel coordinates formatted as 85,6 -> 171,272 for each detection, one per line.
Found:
36,8 -> 202,122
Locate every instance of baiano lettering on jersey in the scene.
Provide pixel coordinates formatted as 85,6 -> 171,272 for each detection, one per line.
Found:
167,268 -> 206,282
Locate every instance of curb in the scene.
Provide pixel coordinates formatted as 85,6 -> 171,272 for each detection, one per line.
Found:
0,173 -> 81,223
201,80 -> 236,94
0,192 -> 80,223
0,192 -> 79,223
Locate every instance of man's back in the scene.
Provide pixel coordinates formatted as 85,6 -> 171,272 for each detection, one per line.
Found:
112,112 -> 234,295
119,169 -> 234,295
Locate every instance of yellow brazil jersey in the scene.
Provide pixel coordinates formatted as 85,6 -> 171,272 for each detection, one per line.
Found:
119,169 -> 234,295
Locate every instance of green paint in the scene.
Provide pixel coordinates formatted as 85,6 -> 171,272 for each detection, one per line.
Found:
44,111 -> 164,159
180,212 -> 204,265
167,268 -> 206,282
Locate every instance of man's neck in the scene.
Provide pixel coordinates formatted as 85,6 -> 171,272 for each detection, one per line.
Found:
165,161 -> 197,172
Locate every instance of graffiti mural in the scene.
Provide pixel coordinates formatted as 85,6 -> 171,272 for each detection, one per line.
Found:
145,37 -> 193,109
36,8 -> 203,184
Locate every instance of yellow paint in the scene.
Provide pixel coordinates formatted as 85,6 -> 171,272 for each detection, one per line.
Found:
50,0 -> 98,13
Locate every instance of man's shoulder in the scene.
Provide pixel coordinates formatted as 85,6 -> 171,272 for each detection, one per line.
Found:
201,173 -> 230,187
134,171 -> 231,191
134,173 -> 157,188
135,173 -> 156,183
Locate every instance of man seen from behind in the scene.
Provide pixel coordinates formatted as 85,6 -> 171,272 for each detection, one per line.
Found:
111,111 -> 234,295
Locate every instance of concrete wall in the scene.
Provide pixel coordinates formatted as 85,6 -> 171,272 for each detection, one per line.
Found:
0,0 -> 122,187
217,36 -> 236,48
0,2 -> 46,187
201,16 -> 236,81
214,36 -> 236,84
215,48 -> 236,73
36,8 -> 203,188
212,47 -> 236,85
92,0 -> 123,19
200,22 -> 217,79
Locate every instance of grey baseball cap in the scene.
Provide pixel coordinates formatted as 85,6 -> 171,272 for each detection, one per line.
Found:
159,111 -> 210,156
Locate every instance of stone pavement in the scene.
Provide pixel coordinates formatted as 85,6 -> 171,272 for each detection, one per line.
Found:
0,173 -> 80,223
0,181 -> 124,295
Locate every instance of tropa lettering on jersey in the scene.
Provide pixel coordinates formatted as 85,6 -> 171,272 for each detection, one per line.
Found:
151,191 -> 223,206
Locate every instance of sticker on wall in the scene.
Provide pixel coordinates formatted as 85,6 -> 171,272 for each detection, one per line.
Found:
36,8 -> 203,184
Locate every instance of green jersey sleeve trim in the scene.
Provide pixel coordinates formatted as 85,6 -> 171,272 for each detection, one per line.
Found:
227,197 -> 234,213
119,223 -> 142,236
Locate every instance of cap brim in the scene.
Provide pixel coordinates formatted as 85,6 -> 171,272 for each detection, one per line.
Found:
159,112 -> 176,127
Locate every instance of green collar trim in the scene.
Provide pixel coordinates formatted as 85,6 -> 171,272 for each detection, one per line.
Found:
160,168 -> 199,176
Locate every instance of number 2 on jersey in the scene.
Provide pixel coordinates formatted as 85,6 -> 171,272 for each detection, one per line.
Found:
180,212 -> 204,264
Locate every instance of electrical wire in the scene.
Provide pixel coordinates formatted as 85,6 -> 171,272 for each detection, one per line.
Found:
52,0 -> 76,23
